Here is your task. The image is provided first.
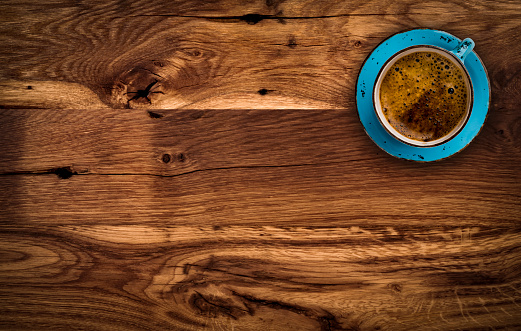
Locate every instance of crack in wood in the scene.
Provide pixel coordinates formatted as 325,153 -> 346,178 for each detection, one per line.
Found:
0,159 -> 375,179
119,13 -> 411,21
0,167 -> 79,179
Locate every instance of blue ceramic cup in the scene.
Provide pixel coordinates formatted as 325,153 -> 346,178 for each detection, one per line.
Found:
373,38 -> 475,147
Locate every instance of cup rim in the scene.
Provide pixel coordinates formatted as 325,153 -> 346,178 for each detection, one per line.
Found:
373,45 -> 474,147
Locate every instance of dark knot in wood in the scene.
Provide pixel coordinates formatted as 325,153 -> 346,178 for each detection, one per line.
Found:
53,166 -> 76,179
125,80 -> 164,107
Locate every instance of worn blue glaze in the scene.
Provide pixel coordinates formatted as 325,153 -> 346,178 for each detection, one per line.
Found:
356,29 -> 490,162
451,37 -> 475,62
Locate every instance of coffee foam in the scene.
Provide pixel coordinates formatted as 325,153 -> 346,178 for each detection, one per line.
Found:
379,51 -> 468,142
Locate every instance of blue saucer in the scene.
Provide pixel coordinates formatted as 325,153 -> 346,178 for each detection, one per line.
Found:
356,29 -> 490,162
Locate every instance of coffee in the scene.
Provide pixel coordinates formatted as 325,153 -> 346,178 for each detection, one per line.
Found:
379,51 -> 469,142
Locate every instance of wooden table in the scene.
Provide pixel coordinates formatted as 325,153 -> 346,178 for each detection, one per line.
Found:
1,0 -> 520,329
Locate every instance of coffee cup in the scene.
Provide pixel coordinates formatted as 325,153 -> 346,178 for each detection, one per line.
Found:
373,38 -> 475,147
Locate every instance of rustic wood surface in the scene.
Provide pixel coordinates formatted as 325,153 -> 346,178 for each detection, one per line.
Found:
1,0 -> 521,330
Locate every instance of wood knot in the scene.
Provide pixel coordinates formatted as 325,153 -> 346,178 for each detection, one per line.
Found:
180,48 -> 209,60
190,111 -> 204,120
287,36 -> 298,48
113,67 -> 165,108
162,154 -> 171,163
53,166 -> 76,179
148,111 -> 163,119
159,153 -> 187,164
354,40 -> 362,48
125,79 -> 164,108
189,291 -> 249,320
240,14 -> 268,25
388,283 -> 402,293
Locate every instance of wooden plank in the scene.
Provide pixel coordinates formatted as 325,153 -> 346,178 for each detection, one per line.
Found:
0,108 -> 519,227
0,108 -> 519,174
1,167 -> 519,227
1,225 -> 520,330
1,0 -> 520,109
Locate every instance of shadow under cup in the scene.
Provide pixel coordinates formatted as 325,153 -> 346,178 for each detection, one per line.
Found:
373,42 -> 474,147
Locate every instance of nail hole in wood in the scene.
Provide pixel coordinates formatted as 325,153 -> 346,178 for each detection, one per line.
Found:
162,154 -> 171,163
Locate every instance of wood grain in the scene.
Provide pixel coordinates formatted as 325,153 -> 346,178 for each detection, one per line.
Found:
1,0 -> 521,109
0,107 -> 520,330
1,0 -> 521,330
0,107 -> 519,174
1,225 -> 521,330
0,108 -> 520,229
